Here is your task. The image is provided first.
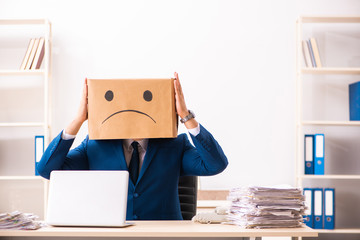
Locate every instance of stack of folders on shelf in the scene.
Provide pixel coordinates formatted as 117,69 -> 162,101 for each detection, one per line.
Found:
19,37 -> 45,70
349,81 -> 360,121
227,186 -> 306,229
302,38 -> 322,68
304,134 -> 325,175
303,188 -> 335,229
34,135 -> 44,176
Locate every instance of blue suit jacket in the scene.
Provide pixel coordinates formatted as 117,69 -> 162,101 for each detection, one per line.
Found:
37,124 -> 228,220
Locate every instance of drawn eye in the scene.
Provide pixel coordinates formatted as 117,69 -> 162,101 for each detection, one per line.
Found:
143,90 -> 152,102
105,90 -> 114,101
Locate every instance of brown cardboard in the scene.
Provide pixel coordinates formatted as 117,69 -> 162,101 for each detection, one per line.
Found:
88,78 -> 178,140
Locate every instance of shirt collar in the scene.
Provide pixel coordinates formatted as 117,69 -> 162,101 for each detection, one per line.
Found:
123,139 -> 149,151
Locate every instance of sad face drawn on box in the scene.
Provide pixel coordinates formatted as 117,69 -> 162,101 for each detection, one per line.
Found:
88,79 -> 177,140
102,89 -> 156,124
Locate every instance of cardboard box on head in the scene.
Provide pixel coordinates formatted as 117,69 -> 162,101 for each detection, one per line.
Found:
88,78 -> 178,140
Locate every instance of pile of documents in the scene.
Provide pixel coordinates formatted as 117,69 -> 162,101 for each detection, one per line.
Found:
227,186 -> 306,228
0,211 -> 42,230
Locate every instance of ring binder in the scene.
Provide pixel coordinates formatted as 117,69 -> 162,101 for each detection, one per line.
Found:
314,134 -> 325,175
304,135 -> 314,174
35,135 -> 44,176
324,188 -> 335,229
313,188 -> 323,229
303,188 -> 314,228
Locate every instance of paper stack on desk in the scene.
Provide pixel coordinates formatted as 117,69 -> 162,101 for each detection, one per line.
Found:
0,211 -> 42,230
227,186 -> 306,229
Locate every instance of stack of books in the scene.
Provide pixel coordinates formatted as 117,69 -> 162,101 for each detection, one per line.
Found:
302,38 -> 322,68
19,37 -> 45,70
227,186 -> 306,229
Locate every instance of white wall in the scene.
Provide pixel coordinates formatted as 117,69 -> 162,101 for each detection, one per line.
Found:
1,0 -> 360,191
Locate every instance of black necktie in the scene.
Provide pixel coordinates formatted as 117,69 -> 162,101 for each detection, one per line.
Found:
129,141 -> 140,184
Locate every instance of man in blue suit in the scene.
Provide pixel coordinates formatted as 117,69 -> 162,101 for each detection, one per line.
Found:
37,72 -> 228,220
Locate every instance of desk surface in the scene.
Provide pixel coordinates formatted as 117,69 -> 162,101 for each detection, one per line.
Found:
0,221 -> 318,238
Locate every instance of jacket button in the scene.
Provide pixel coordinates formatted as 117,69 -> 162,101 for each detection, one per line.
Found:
134,193 -> 139,198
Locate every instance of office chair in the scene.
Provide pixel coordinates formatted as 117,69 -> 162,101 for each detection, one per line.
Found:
178,176 -> 198,220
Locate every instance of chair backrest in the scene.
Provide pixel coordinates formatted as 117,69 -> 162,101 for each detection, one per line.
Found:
178,176 -> 198,220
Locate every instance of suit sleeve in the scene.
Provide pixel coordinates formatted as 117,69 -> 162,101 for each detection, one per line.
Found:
36,130 -> 90,179
181,124 -> 228,176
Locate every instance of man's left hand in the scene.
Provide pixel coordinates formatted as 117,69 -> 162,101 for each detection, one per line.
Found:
174,72 -> 198,129
174,72 -> 189,119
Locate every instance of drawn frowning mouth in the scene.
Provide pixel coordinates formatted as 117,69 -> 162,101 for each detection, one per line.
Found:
102,110 -> 156,124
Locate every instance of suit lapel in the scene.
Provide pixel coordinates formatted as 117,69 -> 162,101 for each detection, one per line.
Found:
111,139 -> 136,189
111,139 -> 128,171
111,139 -> 159,187
137,139 -> 159,185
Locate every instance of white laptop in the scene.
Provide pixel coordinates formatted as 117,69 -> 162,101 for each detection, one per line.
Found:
46,170 -> 130,227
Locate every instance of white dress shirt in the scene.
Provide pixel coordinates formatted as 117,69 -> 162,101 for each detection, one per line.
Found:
122,138 -> 148,170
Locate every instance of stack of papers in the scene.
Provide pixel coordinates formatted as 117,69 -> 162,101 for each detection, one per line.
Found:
227,186 -> 306,229
0,211 -> 42,230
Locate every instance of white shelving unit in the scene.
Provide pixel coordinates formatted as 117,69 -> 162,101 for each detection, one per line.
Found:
296,16 -> 360,238
0,19 -> 52,219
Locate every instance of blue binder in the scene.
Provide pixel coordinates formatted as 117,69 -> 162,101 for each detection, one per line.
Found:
35,135 -> 44,176
313,188 -> 323,229
303,188 -> 314,228
304,135 -> 314,174
324,188 -> 335,229
314,134 -> 325,175
349,81 -> 360,121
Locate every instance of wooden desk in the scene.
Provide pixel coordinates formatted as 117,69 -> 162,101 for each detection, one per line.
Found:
0,221 -> 317,238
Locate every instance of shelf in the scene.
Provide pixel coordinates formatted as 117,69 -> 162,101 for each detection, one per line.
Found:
0,122 -> 45,127
0,70 -> 46,76
301,121 -> 360,126
299,175 -> 360,180
0,176 -> 44,181
317,228 -> 360,234
0,19 -> 48,25
301,67 -> 360,75
299,16 -> 360,23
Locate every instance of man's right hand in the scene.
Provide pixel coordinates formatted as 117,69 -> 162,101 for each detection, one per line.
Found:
64,78 -> 88,136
